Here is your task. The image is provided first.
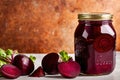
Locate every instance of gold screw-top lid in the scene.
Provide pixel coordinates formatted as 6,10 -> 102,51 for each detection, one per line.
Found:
78,12 -> 113,20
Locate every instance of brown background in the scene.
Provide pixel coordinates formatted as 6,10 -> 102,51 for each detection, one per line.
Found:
0,0 -> 120,53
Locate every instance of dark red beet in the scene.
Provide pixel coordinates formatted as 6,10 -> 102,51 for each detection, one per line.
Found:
94,34 -> 114,52
29,66 -> 45,77
58,61 -> 80,78
0,64 -> 21,79
12,54 -> 34,75
42,53 -> 59,75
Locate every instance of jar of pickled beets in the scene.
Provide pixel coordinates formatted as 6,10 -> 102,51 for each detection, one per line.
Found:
74,13 -> 116,75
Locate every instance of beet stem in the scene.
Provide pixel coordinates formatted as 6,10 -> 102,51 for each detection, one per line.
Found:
0,56 -> 11,63
59,50 -> 71,62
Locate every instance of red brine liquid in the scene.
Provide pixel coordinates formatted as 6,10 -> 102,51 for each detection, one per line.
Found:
74,13 -> 116,75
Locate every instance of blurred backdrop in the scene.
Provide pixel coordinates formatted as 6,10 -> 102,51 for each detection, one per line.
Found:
0,0 -> 120,53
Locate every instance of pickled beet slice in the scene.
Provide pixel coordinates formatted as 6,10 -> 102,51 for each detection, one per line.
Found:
42,53 -> 59,75
0,64 -> 21,79
93,34 -> 114,52
96,64 -> 112,74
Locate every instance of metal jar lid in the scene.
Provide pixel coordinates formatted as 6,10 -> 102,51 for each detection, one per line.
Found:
78,12 -> 113,20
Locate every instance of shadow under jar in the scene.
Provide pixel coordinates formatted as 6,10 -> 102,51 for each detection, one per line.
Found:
74,13 -> 116,75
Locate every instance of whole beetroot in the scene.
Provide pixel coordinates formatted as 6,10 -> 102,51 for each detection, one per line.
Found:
12,54 -> 34,75
42,53 -> 59,75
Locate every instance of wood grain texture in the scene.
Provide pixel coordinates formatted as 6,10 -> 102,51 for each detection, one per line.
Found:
0,0 -> 120,53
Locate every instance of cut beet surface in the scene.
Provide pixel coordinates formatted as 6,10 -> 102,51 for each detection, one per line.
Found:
29,66 -> 45,77
0,64 -> 21,79
94,34 -> 114,53
58,61 -> 80,78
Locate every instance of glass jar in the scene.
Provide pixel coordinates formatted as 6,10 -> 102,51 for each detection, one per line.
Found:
74,13 -> 116,75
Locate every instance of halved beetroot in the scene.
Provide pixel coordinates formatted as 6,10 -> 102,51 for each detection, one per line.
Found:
93,34 -> 114,52
58,50 -> 80,78
41,53 -> 59,74
58,61 -> 80,78
0,64 -> 21,79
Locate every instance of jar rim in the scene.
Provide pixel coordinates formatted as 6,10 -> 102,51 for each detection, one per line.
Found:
78,12 -> 113,20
